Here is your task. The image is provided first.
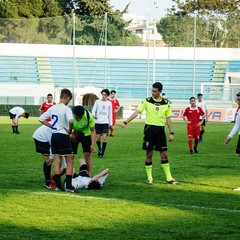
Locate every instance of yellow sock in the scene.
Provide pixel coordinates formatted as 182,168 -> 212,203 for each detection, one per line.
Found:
161,162 -> 173,181
145,164 -> 153,181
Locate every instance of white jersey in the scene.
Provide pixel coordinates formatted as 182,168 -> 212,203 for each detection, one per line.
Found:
92,100 -> 112,125
39,103 -> 73,135
10,107 -> 24,120
32,125 -> 52,143
72,174 -> 108,189
196,101 -> 207,119
228,110 -> 240,138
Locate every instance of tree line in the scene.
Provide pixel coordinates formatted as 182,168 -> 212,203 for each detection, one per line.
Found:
0,0 -> 240,47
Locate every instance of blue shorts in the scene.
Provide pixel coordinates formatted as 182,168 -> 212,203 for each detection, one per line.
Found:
9,112 -> 16,119
34,139 -> 50,156
51,133 -> 73,156
95,123 -> 109,135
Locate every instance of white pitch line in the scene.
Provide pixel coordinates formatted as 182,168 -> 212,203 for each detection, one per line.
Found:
1,189 -> 240,213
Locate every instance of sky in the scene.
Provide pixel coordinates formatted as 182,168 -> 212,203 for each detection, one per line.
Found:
109,0 -> 174,19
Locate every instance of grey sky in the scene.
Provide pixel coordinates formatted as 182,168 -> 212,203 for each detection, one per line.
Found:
109,0 -> 174,19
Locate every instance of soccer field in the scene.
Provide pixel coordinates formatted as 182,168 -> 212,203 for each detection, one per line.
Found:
0,117 -> 240,239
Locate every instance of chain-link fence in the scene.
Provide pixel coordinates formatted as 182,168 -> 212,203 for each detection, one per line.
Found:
0,13 -> 240,107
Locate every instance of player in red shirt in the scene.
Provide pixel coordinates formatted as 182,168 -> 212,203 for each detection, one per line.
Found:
182,97 -> 205,154
39,93 -> 56,121
107,90 -> 121,136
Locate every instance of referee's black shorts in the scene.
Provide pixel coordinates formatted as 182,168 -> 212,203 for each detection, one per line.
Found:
142,124 -> 167,152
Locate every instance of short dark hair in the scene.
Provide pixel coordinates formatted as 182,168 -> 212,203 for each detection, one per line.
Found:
152,82 -> 163,91
88,180 -> 102,190
60,88 -> 73,100
197,93 -> 203,97
111,90 -> 116,94
25,112 -> 29,119
72,105 -> 85,116
236,92 -> 240,97
101,89 -> 110,96
47,93 -> 53,97
190,97 -> 195,101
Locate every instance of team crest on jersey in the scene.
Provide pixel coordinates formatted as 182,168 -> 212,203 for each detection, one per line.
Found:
155,106 -> 159,112
81,123 -> 86,127
102,105 -> 106,109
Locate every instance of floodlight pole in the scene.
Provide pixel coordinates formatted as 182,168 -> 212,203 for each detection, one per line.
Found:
192,11 -> 197,96
147,11 -> 150,97
72,11 -> 76,105
153,0 -> 157,83
104,13 -> 108,88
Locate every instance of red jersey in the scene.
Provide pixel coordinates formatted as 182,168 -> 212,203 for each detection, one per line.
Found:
39,101 -> 56,121
107,98 -> 120,125
182,106 -> 205,126
107,98 -> 120,114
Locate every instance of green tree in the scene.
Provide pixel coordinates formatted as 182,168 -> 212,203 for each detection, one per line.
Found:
157,0 -> 240,47
0,0 -> 141,46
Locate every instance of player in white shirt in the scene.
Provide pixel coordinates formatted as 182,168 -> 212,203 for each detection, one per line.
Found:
33,124 -> 67,189
39,88 -> 76,193
72,158 -> 109,190
33,125 -> 55,189
92,89 -> 112,158
9,106 -> 29,134
196,93 -> 208,143
224,93 -> 240,191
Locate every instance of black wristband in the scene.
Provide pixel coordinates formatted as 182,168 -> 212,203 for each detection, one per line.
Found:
170,132 -> 174,135
123,121 -> 127,125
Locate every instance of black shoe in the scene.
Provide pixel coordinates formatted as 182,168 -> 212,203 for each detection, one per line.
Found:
194,147 -> 198,153
15,131 -> 21,134
55,186 -> 65,192
44,181 -> 51,189
189,150 -> 193,154
100,154 -> 105,158
65,187 -> 79,193
110,134 -> 113,137
98,150 -> 102,157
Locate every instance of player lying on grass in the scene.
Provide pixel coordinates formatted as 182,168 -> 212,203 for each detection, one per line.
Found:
71,158 -> 109,190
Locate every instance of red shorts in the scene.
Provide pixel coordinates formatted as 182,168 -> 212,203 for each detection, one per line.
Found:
187,124 -> 200,139
112,113 -> 117,125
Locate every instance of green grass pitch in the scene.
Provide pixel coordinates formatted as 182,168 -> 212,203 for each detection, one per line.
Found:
0,116 -> 240,239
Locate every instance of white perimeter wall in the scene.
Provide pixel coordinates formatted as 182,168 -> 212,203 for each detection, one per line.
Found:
1,43 -> 240,61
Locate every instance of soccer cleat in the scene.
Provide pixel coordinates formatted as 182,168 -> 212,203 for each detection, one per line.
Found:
199,138 -> 203,144
147,179 -> 153,185
55,186 -> 65,192
15,131 -> 21,134
109,134 -> 114,137
233,187 -> 240,191
44,181 -> 52,189
49,181 -> 56,189
98,150 -> 102,157
166,179 -> 179,185
65,187 -> 79,193
194,147 -> 198,154
99,154 -> 105,158
189,150 -> 193,154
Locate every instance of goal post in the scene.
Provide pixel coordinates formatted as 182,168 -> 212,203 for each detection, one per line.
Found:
201,83 -> 240,103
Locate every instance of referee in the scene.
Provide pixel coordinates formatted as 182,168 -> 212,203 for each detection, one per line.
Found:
121,82 -> 178,185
